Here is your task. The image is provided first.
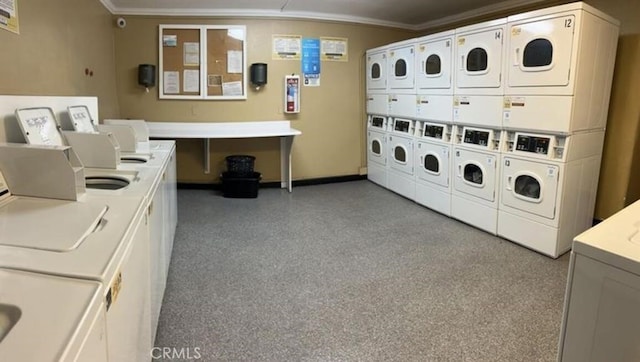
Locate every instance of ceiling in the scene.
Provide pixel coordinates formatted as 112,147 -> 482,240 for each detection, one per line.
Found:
100,0 -> 554,30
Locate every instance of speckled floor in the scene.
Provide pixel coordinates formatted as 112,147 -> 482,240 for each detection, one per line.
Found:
155,180 -> 570,361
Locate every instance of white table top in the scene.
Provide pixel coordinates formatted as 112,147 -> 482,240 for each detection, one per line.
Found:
146,121 -> 301,139
573,199 -> 640,275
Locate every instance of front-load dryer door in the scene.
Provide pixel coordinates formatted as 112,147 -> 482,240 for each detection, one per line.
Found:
368,130 -> 386,167
389,135 -> 413,176
389,45 -> 415,90
366,50 -> 387,92
456,26 -> 504,89
508,15 -> 575,88
416,37 -> 453,91
416,142 -> 449,187
453,148 -> 497,202
501,157 -> 559,219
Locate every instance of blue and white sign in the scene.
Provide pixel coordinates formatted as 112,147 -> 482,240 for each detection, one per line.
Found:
302,37 -> 321,86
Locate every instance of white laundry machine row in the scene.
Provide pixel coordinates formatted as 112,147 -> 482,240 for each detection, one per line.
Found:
0,193 -> 152,361
558,199 -> 640,361
414,121 -> 454,215
387,117 -> 416,200
450,124 -> 504,234
367,114 -> 388,188
497,130 -> 605,258
503,2 -> 620,134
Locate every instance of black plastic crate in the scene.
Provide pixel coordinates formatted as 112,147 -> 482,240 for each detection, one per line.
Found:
221,171 -> 261,198
225,155 -> 256,174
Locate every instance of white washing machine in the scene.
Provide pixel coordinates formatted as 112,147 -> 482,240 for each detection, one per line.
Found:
503,2 -> 619,133
366,45 -> 388,94
0,194 -> 152,362
416,30 -> 455,94
387,118 -> 415,200
0,268 -> 107,361
416,30 -> 455,124
455,18 -> 506,94
388,39 -> 416,94
497,130 -> 605,258
454,18 -> 507,129
367,115 -> 388,188
414,121 -> 453,216
451,125 -> 503,234
558,199 -> 640,362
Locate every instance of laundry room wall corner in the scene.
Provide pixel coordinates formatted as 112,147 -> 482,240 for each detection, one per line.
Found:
595,34 -> 640,220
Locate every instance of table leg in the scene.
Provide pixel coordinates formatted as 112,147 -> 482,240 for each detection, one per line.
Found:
204,138 -> 210,174
280,136 -> 294,192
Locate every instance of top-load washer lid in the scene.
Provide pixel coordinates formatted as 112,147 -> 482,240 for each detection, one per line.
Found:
0,268 -> 103,361
67,105 -> 98,133
573,199 -> 640,276
14,107 -> 65,146
0,197 -> 108,252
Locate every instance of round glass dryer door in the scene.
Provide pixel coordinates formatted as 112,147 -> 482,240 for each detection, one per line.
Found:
501,157 -> 559,219
453,147 -> 497,202
416,143 -> 450,187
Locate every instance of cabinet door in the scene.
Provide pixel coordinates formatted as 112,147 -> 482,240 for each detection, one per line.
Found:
560,254 -> 640,361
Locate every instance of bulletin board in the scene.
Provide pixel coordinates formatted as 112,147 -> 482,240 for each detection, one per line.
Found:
159,25 -> 247,100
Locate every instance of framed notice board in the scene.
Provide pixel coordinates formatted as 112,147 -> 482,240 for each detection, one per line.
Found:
159,25 -> 247,100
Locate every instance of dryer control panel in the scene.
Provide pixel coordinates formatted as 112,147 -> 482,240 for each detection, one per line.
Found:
369,116 -> 386,129
505,131 -> 569,161
454,125 -> 502,151
393,118 -> 413,134
515,135 -> 550,155
424,124 -> 444,139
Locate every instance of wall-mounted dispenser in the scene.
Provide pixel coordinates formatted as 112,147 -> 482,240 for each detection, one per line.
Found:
284,75 -> 300,113
250,63 -> 268,90
138,64 -> 156,92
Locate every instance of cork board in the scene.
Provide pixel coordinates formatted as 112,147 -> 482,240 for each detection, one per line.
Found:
159,25 -> 247,100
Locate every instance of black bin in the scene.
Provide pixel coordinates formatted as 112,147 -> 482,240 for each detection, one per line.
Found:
221,171 -> 261,198
225,155 -> 256,175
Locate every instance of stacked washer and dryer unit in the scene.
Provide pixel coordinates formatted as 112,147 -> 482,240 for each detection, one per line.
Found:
365,2 -> 620,258
498,4 -> 619,258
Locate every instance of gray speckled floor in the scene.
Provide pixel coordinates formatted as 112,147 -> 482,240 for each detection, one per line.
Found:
155,180 -> 570,361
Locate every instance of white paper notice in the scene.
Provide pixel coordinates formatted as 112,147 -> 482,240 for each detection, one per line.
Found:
227,50 -> 243,73
183,70 -> 200,93
184,42 -> 200,66
163,71 -> 180,94
222,81 -> 243,96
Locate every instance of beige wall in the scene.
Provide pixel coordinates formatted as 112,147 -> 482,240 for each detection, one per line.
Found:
0,0 -> 120,123
113,17 -> 413,183
582,0 -> 640,219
